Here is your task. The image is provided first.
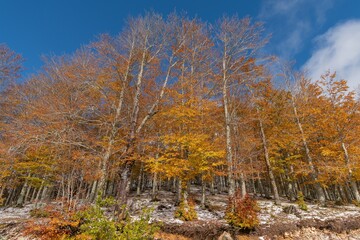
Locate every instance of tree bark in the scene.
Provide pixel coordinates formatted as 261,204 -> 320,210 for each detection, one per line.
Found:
222,68 -> 235,197
342,142 -> 360,202
16,175 -> 29,206
201,176 -> 206,209
96,39 -> 135,197
136,162 -> 143,196
240,172 -> 247,199
152,172 -> 158,201
258,116 -> 280,204
290,94 -> 325,204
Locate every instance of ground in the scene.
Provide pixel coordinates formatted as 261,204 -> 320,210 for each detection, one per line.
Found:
1,188 -> 360,239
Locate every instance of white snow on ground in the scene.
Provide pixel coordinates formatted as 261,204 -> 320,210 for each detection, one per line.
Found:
127,190 -> 228,224
125,190 -> 360,227
1,193 -> 359,227
1,190 -> 360,239
257,199 -> 360,225
0,205 -> 33,223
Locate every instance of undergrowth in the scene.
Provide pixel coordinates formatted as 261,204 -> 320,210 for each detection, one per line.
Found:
225,192 -> 259,230
174,198 -> 198,221
24,196 -> 159,240
352,200 -> 360,207
297,191 -> 308,211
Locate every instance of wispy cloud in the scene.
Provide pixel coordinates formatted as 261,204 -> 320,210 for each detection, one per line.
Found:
260,0 -> 334,24
278,20 -> 311,57
259,0 -> 334,58
260,0 -> 301,20
303,20 -> 360,91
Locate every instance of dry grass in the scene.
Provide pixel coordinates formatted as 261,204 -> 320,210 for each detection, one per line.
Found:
236,235 -> 259,240
154,231 -> 191,240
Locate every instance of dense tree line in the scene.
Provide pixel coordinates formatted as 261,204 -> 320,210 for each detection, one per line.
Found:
1,13 -> 360,213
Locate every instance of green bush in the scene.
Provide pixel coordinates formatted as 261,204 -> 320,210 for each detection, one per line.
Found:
296,191 -> 308,211
29,208 -> 50,218
24,195 -> 159,240
119,208 -> 160,240
225,193 -> 259,230
174,198 -> 197,221
96,195 -> 116,208
76,204 -> 119,240
75,198 -> 159,240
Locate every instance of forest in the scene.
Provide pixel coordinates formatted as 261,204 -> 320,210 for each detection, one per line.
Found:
1,12 -> 360,239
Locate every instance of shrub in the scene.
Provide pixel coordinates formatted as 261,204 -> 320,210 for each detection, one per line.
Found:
225,193 -> 259,230
96,195 -> 116,208
24,208 -> 79,240
76,200 -> 159,240
296,191 -> 308,211
76,203 -> 119,240
352,200 -> 360,207
24,196 -> 159,240
118,208 -> 160,240
30,208 -> 51,218
174,198 -> 197,221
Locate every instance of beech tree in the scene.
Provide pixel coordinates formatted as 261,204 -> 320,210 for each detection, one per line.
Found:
315,72 -> 360,202
214,16 -> 268,197
3,12 -> 360,212
283,67 -> 326,203
0,44 -> 22,88
248,79 -> 281,204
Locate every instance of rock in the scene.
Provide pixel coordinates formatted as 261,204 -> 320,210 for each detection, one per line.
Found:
283,205 -> 299,215
218,231 -> 233,240
157,204 -> 171,211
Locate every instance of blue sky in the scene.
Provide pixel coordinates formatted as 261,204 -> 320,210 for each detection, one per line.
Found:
1,0 -> 360,89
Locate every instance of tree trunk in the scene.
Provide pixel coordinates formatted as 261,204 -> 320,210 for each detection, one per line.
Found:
17,177 -> 29,206
0,186 -> 4,202
35,183 -> 44,208
210,176 -> 215,195
90,180 -> 98,202
136,163 -> 143,196
119,163 -> 131,206
152,172 -> 158,201
5,188 -> 14,206
287,165 -> 296,201
201,176 -> 206,209
176,179 -> 182,206
258,117 -> 280,204
222,49 -> 235,197
291,95 -> 325,204
41,185 -> 48,202
342,142 -> 360,202
24,185 -> 32,204
240,172 -> 247,199
223,84 -> 235,197
257,172 -> 265,197
96,38 -> 135,197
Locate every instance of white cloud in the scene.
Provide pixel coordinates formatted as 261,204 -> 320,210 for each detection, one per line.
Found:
303,20 -> 360,91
